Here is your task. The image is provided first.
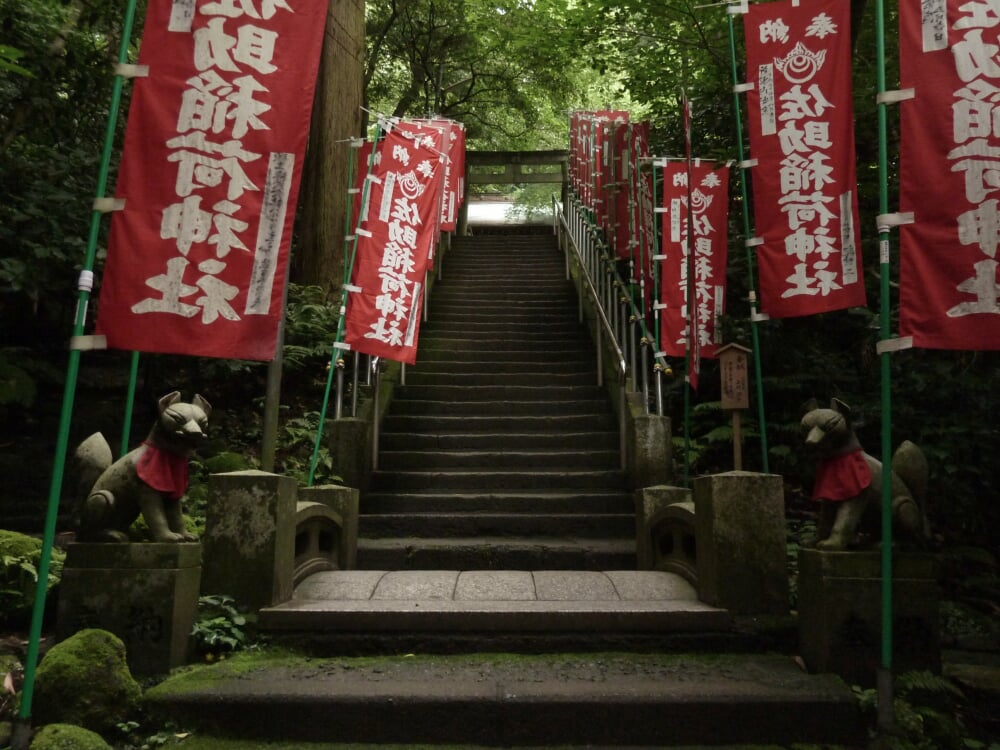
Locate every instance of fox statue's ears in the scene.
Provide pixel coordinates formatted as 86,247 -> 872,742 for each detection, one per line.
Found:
156,391 -> 212,418
801,397 -> 852,417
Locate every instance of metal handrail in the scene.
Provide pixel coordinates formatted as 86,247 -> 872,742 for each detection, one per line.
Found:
554,197 -> 628,470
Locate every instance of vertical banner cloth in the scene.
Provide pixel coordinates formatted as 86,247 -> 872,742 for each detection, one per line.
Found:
96,0 -> 329,361
898,0 -> 1000,349
659,161 -> 730,368
343,125 -> 445,364
744,0 -> 865,318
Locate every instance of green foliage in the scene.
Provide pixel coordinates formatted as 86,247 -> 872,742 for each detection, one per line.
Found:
191,595 -> 257,660
274,411 -> 340,486
0,529 -> 64,627
853,671 -> 979,750
282,283 -> 341,373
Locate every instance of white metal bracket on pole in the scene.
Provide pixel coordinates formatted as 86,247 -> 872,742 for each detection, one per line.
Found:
114,63 -> 149,78
69,335 -> 107,351
93,198 -> 125,213
876,88 -> 915,105
876,336 -> 914,354
727,0 -> 749,15
876,212 -> 914,233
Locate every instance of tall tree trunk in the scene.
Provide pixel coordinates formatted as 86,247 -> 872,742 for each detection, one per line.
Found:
293,0 -> 366,296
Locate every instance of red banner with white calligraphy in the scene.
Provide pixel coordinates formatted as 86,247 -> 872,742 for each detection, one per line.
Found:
743,0 -> 865,319
659,161 -> 730,371
342,125 -> 445,364
95,0 -> 329,361
898,0 -> 1000,349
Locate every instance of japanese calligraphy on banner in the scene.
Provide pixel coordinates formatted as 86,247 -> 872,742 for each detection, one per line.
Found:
414,118 -> 466,232
744,0 -> 866,318
898,0 -> 1000,349
659,161 -> 730,374
342,125 -> 445,364
96,0 -> 330,361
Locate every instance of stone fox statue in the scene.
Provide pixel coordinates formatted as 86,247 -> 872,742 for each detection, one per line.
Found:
801,398 -> 930,550
74,391 -> 210,543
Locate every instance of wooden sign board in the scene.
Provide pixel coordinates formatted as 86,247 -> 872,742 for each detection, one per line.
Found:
718,343 -> 751,411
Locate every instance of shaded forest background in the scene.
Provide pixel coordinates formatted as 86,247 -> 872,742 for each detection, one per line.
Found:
0,0 -> 997,621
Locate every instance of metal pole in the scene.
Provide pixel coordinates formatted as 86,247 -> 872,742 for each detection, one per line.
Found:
16,2 -> 141,740
727,10 -> 770,473
874,0 -> 895,730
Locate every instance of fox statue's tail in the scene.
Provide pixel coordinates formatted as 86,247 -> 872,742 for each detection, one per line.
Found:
892,439 -> 932,540
74,432 -> 113,501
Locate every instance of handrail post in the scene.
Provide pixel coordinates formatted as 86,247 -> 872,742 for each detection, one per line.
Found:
371,358 -> 381,471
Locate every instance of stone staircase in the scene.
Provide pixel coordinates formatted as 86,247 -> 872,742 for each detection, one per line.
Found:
357,230 -> 636,570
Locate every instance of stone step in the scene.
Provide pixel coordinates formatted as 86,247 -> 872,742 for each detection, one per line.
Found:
387,398 -> 611,418
376,448 -> 620,470
144,650 -> 863,747
367,468 -> 629,492
379,431 -> 618,451
381,412 -> 618,433
357,537 -> 636,570
417,337 -> 592,353
393,384 -> 606,401
361,490 -> 633,514
359,511 -> 635,539
408,352 -> 593,369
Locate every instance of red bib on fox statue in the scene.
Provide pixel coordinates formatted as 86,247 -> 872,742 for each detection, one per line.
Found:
812,449 -> 872,503
136,441 -> 189,501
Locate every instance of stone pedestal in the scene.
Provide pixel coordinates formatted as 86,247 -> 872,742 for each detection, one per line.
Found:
201,471 -> 297,609
298,484 -> 359,569
57,543 -> 201,676
798,549 -> 940,686
695,471 -> 789,615
627,397 -> 673,489
634,485 -> 693,574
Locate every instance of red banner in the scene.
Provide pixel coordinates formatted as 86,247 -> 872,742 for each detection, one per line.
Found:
744,0 -> 865,318
629,122 -> 656,321
659,161 -> 730,377
414,118 -> 465,232
96,0 -> 329,361
342,125 -> 445,364
898,0 -> 1000,349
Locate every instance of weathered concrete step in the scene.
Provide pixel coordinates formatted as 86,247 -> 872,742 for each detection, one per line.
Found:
405,361 -> 595,375
401,371 -> 600,387
417,337 -> 591,353
379,431 -> 618,451
359,512 -> 635,539
144,651 -> 863,747
377,449 -> 620,470
393,384 -> 606,402
357,537 -> 636,570
369,468 -> 628,492
388,398 -> 611,417
381,413 -> 618,433
361,490 -> 633,514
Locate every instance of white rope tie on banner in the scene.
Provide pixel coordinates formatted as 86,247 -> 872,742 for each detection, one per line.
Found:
653,254 -> 667,261
876,212 -> 915,233
356,229 -> 372,238
114,63 -> 149,78
654,207 -> 669,214
348,188 -> 361,195
877,88 -> 915,105
733,82 -> 754,94
739,159 -> 758,169
93,198 -> 125,213
745,237 -> 764,247
333,341 -> 352,351
876,336 -> 914,354
344,234 -> 357,242
343,284 -> 362,293
654,302 -> 667,310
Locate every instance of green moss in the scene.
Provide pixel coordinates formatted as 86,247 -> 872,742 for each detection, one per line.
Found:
0,529 -> 64,626
29,723 -> 111,750
33,629 -> 141,734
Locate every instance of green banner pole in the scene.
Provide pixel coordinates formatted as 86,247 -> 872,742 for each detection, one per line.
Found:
119,350 -> 140,457
874,0 -> 895,730
308,133 -> 376,486
727,9 -> 769,473
16,0 -> 141,736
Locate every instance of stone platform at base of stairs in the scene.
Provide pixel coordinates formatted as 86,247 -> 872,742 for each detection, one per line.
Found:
144,650 -> 865,747
258,570 -> 729,634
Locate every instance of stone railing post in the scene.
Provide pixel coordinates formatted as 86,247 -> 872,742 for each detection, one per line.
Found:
694,471 -> 789,615
201,471 -> 298,610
